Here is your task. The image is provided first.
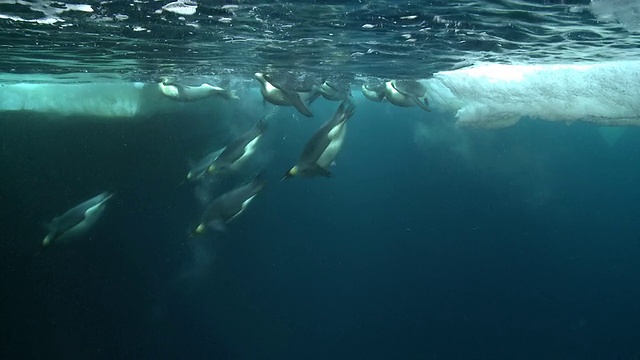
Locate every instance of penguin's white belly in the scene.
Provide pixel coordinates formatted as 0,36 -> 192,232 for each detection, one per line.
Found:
57,203 -> 106,242
57,221 -> 90,243
241,195 -> 256,211
262,82 -> 289,105
385,91 -> 414,107
384,83 -> 415,107
229,195 -> 256,222
320,84 -> 341,100
317,125 -> 347,168
182,85 -> 214,100
362,85 -> 384,102
232,135 -> 261,169
159,83 -> 179,98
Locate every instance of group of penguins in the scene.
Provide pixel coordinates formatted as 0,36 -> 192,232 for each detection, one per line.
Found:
41,72 -> 431,247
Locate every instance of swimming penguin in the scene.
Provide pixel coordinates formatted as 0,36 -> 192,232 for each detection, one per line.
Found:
308,80 -> 352,104
208,118 -> 267,174
193,173 -> 265,233
158,79 -> 238,102
186,146 -> 226,181
361,83 -> 386,102
42,192 -> 113,247
283,100 -> 356,179
383,80 -> 430,111
254,72 -> 314,117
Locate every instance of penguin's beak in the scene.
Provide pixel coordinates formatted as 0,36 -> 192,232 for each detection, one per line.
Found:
189,224 -> 206,238
280,171 -> 292,181
281,166 -> 298,181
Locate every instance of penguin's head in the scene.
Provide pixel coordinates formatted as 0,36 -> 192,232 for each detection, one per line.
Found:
42,234 -> 53,247
281,166 -> 298,180
207,164 -> 217,173
209,163 -> 230,174
188,223 -> 206,239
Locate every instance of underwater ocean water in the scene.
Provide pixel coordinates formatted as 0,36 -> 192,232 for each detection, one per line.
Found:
2,0 -> 640,359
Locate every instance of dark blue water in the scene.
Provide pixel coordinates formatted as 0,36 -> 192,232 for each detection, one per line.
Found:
2,99 -> 640,359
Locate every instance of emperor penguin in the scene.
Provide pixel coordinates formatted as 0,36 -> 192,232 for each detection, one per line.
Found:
158,79 -> 238,102
308,80 -> 352,104
208,118 -> 267,174
42,192 -> 113,247
193,173 -> 265,233
361,82 -> 386,102
383,80 -> 430,111
186,146 -> 226,181
283,100 -> 356,179
254,72 -> 314,117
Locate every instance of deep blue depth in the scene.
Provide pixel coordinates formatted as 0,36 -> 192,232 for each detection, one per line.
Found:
2,100 -> 640,359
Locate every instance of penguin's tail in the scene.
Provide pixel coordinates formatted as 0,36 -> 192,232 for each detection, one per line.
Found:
337,99 -> 356,122
414,97 -> 431,112
207,85 -> 239,101
218,89 -> 240,101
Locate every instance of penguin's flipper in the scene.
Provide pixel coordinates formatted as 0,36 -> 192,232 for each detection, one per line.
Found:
411,96 -> 431,112
311,164 -> 332,178
286,91 -> 314,117
259,73 -> 313,116
306,89 -> 322,105
214,88 -> 239,101
211,219 -> 228,233
324,81 -> 340,92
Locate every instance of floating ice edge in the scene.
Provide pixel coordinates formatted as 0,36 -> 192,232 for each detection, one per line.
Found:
0,61 -> 638,126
